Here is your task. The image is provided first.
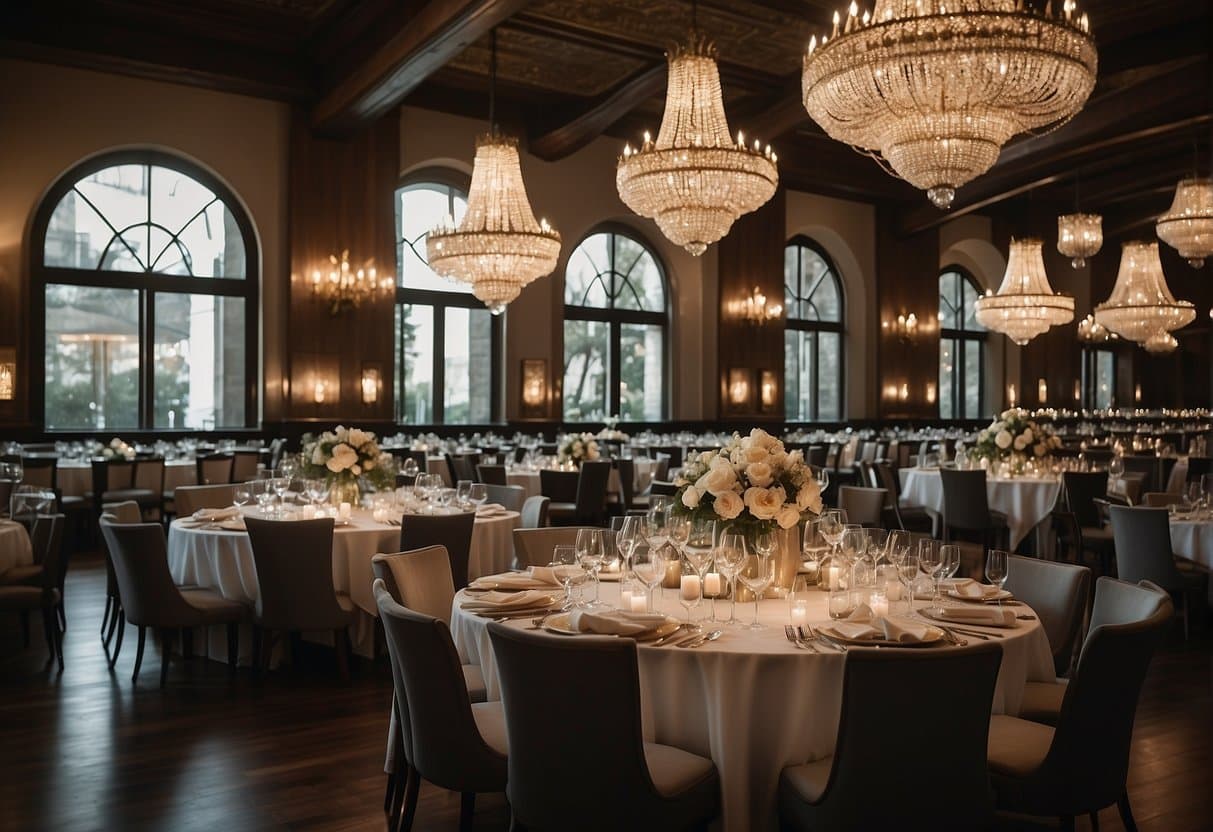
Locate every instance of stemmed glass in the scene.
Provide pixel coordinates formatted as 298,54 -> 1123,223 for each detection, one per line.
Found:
233,481 -> 252,512
985,549 -> 1009,610
468,483 -> 488,512
631,539 -> 667,614
616,515 -> 645,578
800,518 -> 826,585
866,528 -> 889,570
814,465 -> 830,496
737,551 -> 774,629
841,526 -> 869,590
683,518 -> 716,617
939,543 -> 961,587
917,539 -> 944,613
551,545 -> 586,611
898,553 -> 919,614
884,530 -> 911,568
254,478 -> 276,516
646,503 -> 670,564
271,474 -> 291,518
575,528 -> 606,607
666,511 -> 691,600
819,509 -> 847,557
677,558 -> 703,629
716,533 -> 747,626
401,458 -> 419,480
455,480 -> 473,509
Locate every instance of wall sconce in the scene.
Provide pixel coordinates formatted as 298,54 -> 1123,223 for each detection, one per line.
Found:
898,382 -> 910,402
925,382 -> 937,405
727,286 -> 782,324
881,311 -> 919,343
1073,379 -> 1081,402
310,250 -> 394,315
521,359 -> 548,419
1037,378 -> 1048,404
727,368 -> 751,411
361,366 -> 381,405
1135,383 -> 1142,403
313,378 -> 328,404
759,370 -> 778,412
1008,383 -> 1017,407
0,361 -> 13,401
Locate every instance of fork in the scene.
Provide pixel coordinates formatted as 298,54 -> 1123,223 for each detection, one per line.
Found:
785,624 -> 817,652
803,625 -> 846,653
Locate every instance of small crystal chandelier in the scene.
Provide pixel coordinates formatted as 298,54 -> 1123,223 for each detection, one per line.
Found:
1094,241 -> 1194,344
309,250 -> 393,316
802,0 -> 1097,209
617,6 -> 778,256
425,31 -> 561,314
1076,313 -> 1111,343
1143,331 -> 1179,355
1156,177 -> 1213,268
973,238 -> 1074,345
1057,213 -> 1102,268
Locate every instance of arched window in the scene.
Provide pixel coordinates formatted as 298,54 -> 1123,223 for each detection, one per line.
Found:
32,151 -> 257,430
395,173 -> 501,424
938,267 -> 987,419
563,229 -> 668,421
784,237 -> 844,421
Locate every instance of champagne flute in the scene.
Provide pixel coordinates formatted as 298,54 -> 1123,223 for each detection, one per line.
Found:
985,549 -> 1009,610
575,528 -> 606,607
737,551 -> 774,630
917,538 -> 943,613
616,515 -> 645,578
716,533 -> 747,626
631,540 -> 667,614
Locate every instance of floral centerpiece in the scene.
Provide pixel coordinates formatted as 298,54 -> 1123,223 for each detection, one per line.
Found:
970,409 -> 1062,473
300,425 -> 394,505
597,415 -> 630,442
558,432 -> 601,467
95,438 -> 135,460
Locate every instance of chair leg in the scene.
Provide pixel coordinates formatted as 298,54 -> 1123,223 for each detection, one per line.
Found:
21,610 -> 30,647
508,813 -> 525,832
259,628 -> 274,675
384,769 -> 399,815
159,628 -> 174,688
459,792 -> 475,832
182,627 -> 194,659
399,766 -> 421,832
334,629 -> 351,682
132,626 -> 146,682
1089,810 -> 1100,831
109,616 -> 125,669
104,601 -> 121,649
1118,790 -> 1138,832
101,595 -> 112,636
227,622 -> 239,672
57,601 -> 66,634
41,605 -> 58,667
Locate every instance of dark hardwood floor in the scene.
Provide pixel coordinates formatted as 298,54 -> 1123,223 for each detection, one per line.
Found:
1,552 -> 1209,832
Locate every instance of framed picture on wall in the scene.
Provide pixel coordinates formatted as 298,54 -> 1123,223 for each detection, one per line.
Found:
520,358 -> 548,419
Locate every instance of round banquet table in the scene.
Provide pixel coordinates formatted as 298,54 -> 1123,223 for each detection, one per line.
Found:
899,468 -> 1062,549
506,459 -> 658,502
0,520 -> 33,577
166,506 -> 519,662
451,582 -> 1054,832
1168,518 -> 1213,603
57,458 -> 197,498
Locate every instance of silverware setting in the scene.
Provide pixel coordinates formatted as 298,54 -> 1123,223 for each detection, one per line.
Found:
650,624 -> 693,646
678,629 -> 722,648
803,625 -> 847,652
785,625 -> 818,652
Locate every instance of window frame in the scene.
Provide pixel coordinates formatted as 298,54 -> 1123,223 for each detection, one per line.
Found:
29,149 -> 259,432
784,235 -> 846,422
394,170 -> 502,425
562,224 -> 670,422
938,266 -> 987,420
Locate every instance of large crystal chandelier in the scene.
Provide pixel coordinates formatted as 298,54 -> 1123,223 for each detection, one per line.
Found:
1156,177 -> 1213,268
1057,213 -> 1102,268
802,0 -> 1097,209
617,31 -> 778,255
1094,241 -> 1194,344
425,32 -> 560,314
973,238 -> 1074,345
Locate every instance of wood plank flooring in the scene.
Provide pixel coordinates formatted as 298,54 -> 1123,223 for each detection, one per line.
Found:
0,553 -> 1209,832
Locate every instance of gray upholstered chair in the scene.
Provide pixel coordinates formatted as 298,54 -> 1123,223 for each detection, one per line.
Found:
399,512 -> 476,591
99,518 -> 245,686
1142,491 -> 1180,508
779,642 -> 1002,830
483,483 -> 525,513
89,458 -> 157,517
1108,505 -> 1207,639
100,500 -> 142,657
173,483 -> 239,517
476,464 -> 507,486
244,516 -> 355,678
0,582 -> 63,671
520,495 -> 549,529
837,486 -> 888,528
487,622 -> 719,832
512,527 -> 597,570
938,468 -> 1008,550
376,580 -> 507,832
986,578 -> 1173,831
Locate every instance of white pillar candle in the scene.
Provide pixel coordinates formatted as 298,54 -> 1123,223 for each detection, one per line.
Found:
629,592 -> 647,612
620,588 -> 635,610
704,572 -> 722,596
870,592 -> 889,619
827,566 -> 841,591
301,505 -> 316,520
680,574 -> 701,601
789,600 -> 808,627
338,502 -> 352,522
884,579 -> 902,601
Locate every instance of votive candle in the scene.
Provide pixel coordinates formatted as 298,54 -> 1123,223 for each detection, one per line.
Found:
680,574 -> 701,601
704,572 -> 722,596
789,600 -> 808,627
629,592 -> 647,612
827,566 -> 841,591
884,579 -> 902,601
338,501 -> 352,521
870,592 -> 889,619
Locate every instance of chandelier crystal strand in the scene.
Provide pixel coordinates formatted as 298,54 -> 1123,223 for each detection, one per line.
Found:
973,238 -> 1074,345
1057,213 -> 1102,268
1156,177 -> 1213,268
1076,313 -> 1111,343
617,33 -> 779,255
1143,331 -> 1179,355
1093,241 -> 1195,344
802,0 -> 1097,209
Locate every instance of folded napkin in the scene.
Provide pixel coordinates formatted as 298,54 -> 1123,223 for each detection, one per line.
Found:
475,503 -> 506,517
567,609 -> 669,636
528,566 -> 561,586
841,605 -> 933,643
932,605 -> 1016,626
951,579 -> 1002,600
217,517 -> 246,531
192,506 -> 240,522
461,589 -> 555,610
467,569 -> 561,591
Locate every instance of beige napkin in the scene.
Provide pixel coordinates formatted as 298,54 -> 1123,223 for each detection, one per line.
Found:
528,566 -> 561,586
932,605 -> 1016,626
951,579 -> 1002,600
192,506 -> 240,522
461,589 -> 555,610
475,503 -> 506,517
467,569 -> 560,591
841,605 -> 933,642
218,517 -> 247,531
567,609 -> 669,636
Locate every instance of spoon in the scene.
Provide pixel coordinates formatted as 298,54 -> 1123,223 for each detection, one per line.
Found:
680,629 -> 722,648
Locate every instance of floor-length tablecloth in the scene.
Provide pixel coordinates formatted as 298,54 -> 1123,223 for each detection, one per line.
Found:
58,459 -> 197,498
899,468 -> 1062,549
452,583 -> 1053,832
506,460 -> 658,502
1169,519 -> 1213,603
0,520 -> 33,576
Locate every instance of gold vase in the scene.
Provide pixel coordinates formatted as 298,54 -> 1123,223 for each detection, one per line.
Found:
328,477 -> 361,507
731,524 -> 802,602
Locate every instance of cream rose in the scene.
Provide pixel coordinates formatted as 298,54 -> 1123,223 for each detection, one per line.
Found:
797,481 -> 823,514
326,443 -> 357,473
995,430 -> 1013,449
697,459 -> 739,496
713,490 -> 744,520
745,486 -> 786,521
775,505 -> 801,529
746,461 -> 774,488
1013,435 -> 1028,451
742,445 -> 768,465
1021,428 -> 1034,444
1034,442 -> 1047,457
682,487 -> 702,509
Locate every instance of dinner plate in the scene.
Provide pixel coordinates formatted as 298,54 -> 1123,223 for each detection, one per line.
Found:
597,571 -> 623,582
917,607 -> 1019,629
541,612 -> 680,640
467,577 -> 557,592
818,623 -> 946,647
946,588 -> 1013,602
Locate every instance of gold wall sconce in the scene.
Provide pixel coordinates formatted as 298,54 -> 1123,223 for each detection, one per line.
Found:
361,365 -> 382,406
727,286 -> 783,324
309,250 -> 394,315
726,368 -> 752,411
521,359 -> 548,419
1038,378 -> 1048,404
759,370 -> 778,412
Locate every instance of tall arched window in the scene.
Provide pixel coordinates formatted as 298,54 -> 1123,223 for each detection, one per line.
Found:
563,228 -> 668,421
784,237 -> 844,421
395,173 -> 501,424
939,267 -> 987,419
32,151 -> 257,430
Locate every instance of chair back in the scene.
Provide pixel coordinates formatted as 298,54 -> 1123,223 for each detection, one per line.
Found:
1121,455 -> 1160,492
650,456 -> 670,483
231,450 -> 261,482
267,437 -> 287,470
174,483 -> 238,516
1005,555 -> 1091,677
1142,491 -> 1180,507
91,458 -> 135,511
513,527 -> 596,569
133,457 -> 165,496
838,486 -> 887,528
371,546 -> 456,623
520,495 -> 550,529
1107,505 -> 1183,591
97,519 -> 195,626
652,445 -> 684,468
484,483 -> 525,513
807,446 -> 827,468
614,458 -> 635,508
29,514 -> 67,592
445,453 -> 478,485
0,480 -> 11,518
573,460 -> 611,524
488,622 -> 671,829
513,446 -> 529,464
19,456 -> 57,489
1184,456 -> 1211,483
476,464 -> 508,486
101,500 -> 143,524
938,468 -> 992,531
195,453 -> 234,485
539,469 -> 579,503
376,582 -> 505,792
1062,471 -> 1109,528
244,516 -> 349,629
649,480 -> 677,497
804,643 -> 1002,828
400,512 -> 476,590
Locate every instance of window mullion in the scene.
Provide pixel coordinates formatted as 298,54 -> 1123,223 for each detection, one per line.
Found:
141,289 -> 154,429
433,303 -> 445,424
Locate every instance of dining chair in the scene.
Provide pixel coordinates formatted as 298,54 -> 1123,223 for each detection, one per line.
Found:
938,468 -> 1008,550
1062,471 -> 1114,555
871,460 -> 934,534
1121,455 -> 1160,493
519,495 -> 549,529
779,641 -> 1003,831
1108,505 -> 1207,639
512,527 -> 598,569
475,464 -> 508,486
134,456 -> 166,519
1184,456 -> 1211,483
0,578 -> 66,672
231,450 -> 261,482
548,460 -> 611,527
837,486 -> 887,528
98,518 -> 245,686
986,578 -> 1173,831
377,581 -> 507,832
648,480 -> 677,498
244,516 -> 355,678
483,483 -> 525,513
487,622 -> 719,832
613,458 -> 636,514
652,445 -> 685,468
1142,491 -> 1180,508
173,483 -> 239,517
99,500 -> 143,659
539,469 -> 579,504
444,452 -> 478,485
399,512 -> 476,591
195,453 -> 235,486
0,514 -> 67,671
89,458 -> 158,518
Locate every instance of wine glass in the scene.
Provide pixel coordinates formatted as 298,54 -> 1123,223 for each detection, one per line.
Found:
898,555 -> 919,614
551,545 -> 586,611
1108,453 -> 1125,484
917,538 -> 943,612
616,515 -> 645,577
819,509 -> 847,556
575,528 -> 606,607
800,518 -> 826,584
866,528 -> 889,569
233,481 -> 252,512
752,527 -> 776,561
455,479 -> 473,509
985,549 -> 1009,609
254,478 -> 275,516
468,483 -> 488,511
716,533 -> 747,626
271,475 -> 290,517
884,529 -> 911,568
938,544 -> 961,607
814,465 -> 830,495
677,559 -> 703,629
646,503 -> 670,560
737,551 -> 774,629
401,457 -> 419,479
631,539 -> 667,614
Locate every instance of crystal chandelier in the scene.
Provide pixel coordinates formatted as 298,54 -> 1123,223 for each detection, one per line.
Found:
1156,177 -> 1213,268
1094,241 -> 1194,344
1057,213 -> 1102,268
973,238 -> 1074,345
309,250 -> 393,316
617,32 -> 778,255
802,0 -> 1097,209
1076,313 -> 1111,343
1143,331 -> 1178,355
425,32 -> 561,315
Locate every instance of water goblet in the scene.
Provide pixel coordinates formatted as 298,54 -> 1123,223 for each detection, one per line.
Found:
800,518 -> 826,585
716,533 -> 747,626
616,515 -> 645,577
575,528 -> 606,607
677,559 -> 704,630
455,480 -> 473,509
737,552 -> 774,630
985,549 -> 1009,610
468,483 -> 488,511
917,538 -> 943,612
233,481 -> 252,512
551,545 -> 586,611
631,541 -> 667,615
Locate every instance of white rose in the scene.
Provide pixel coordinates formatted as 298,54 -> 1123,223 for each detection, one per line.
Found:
1021,428 -> 1034,443
797,481 -> 823,514
742,445 -> 768,465
682,487 -> 701,509
351,464 -> 361,476
312,446 -> 326,465
746,461 -> 774,488
787,449 -> 804,467
744,486 -> 785,521
1034,442 -> 1047,457
696,459 -> 738,496
699,451 -> 715,464
713,490 -> 744,520
364,457 -> 376,470
995,430 -> 1013,449
776,505 -> 801,529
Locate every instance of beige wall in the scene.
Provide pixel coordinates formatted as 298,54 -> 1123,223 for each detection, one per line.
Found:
0,58 -> 290,424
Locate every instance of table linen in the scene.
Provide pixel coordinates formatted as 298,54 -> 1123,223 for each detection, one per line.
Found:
1169,519 -> 1213,602
0,520 -> 33,577
899,468 -> 1061,549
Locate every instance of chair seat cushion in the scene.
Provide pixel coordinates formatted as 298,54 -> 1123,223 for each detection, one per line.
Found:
0,564 -> 44,587
1019,680 -> 1067,726
463,663 -> 487,703
987,714 -> 1054,778
643,742 -> 718,797
471,700 -> 509,756
180,587 -> 246,622
59,495 -> 86,510
101,488 -> 157,505
547,502 -> 577,515
779,756 -> 833,805
0,585 -> 52,611
1080,525 -> 1115,549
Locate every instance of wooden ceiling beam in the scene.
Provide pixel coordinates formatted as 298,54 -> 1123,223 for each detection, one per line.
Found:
311,0 -> 535,134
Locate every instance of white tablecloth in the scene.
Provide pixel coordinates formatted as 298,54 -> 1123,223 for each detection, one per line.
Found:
1169,519 -> 1213,603
0,520 -> 33,576
506,460 -> 657,502
167,507 -> 519,661
900,468 -> 1062,549
58,459 -> 196,497
452,583 -> 1053,832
